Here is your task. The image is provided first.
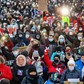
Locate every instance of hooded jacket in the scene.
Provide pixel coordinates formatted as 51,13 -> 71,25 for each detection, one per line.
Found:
0,56 -> 12,80
21,65 -> 44,84
12,55 -> 28,84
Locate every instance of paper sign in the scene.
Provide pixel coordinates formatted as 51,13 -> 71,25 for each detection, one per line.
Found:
68,78 -> 80,83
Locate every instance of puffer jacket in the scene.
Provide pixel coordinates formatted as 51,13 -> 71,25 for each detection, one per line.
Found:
60,68 -> 82,84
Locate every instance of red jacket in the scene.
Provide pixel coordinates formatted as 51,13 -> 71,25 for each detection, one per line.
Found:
0,64 -> 12,80
44,51 -> 66,74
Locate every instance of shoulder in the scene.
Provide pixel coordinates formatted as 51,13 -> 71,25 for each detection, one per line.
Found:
76,59 -> 81,63
4,65 -> 11,69
62,69 -> 68,74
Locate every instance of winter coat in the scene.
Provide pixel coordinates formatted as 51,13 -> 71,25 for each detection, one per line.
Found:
44,79 -> 54,84
60,68 -> 82,84
11,64 -> 28,84
44,53 -> 66,76
0,64 -> 12,80
1,46 -> 15,60
21,75 -> 44,84
75,59 -> 84,74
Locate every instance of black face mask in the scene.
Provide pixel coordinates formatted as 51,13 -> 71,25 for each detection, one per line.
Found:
54,59 -> 59,63
29,74 -> 37,78
34,57 -> 38,60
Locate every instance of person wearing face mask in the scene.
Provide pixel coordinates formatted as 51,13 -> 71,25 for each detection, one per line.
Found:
12,46 -> 19,57
11,55 -> 29,84
14,31 -> 26,47
48,31 -> 58,58
77,31 -> 84,41
21,65 -> 44,84
44,48 -> 66,82
24,32 -> 30,45
31,50 -> 44,76
58,35 -> 66,52
76,53 -> 84,81
60,58 -> 82,84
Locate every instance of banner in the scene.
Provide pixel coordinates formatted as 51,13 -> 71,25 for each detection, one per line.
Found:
38,0 -> 48,12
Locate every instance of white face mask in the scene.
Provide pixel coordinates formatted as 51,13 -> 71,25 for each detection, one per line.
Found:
13,51 -> 19,57
68,66 -> 74,71
78,37 -> 82,40
25,34 -> 30,38
19,34 -> 23,37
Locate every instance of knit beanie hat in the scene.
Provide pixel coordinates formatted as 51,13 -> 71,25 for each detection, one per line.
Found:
32,50 -> 39,57
28,65 -> 37,74
68,58 -> 75,66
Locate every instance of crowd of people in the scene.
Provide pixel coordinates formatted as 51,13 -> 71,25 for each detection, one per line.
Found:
0,0 -> 84,84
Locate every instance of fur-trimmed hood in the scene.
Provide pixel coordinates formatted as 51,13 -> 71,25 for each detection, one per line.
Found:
16,55 -> 27,67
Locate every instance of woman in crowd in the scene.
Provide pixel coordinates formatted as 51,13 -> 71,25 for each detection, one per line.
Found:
11,55 -> 28,84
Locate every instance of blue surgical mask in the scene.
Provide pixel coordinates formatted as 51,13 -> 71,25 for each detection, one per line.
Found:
42,29 -> 47,33
19,34 -> 23,38
49,38 -> 54,42
59,39 -> 64,43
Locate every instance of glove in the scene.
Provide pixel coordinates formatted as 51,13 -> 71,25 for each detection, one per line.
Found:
44,47 -> 49,55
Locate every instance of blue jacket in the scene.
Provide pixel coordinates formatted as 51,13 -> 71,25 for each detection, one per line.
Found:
75,59 -> 84,71
75,59 -> 84,76
51,51 -> 64,61
60,68 -> 82,84
44,80 -> 54,84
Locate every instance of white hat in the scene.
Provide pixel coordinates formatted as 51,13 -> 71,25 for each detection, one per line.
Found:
68,58 -> 75,66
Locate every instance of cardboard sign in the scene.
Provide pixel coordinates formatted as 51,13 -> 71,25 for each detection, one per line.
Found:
38,0 -> 48,12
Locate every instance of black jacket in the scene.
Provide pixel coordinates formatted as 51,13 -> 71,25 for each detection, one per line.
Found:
11,64 -> 29,84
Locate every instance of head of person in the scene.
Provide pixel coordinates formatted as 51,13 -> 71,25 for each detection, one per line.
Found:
57,21 -> 62,28
77,31 -> 83,41
81,53 -> 84,63
58,35 -> 65,44
64,22 -> 68,28
18,31 -> 23,38
32,50 -> 40,61
16,55 -> 26,67
25,32 -> 30,39
54,55 -> 60,64
68,58 -> 75,71
65,45 -> 72,53
27,65 -> 37,78
12,46 -> 19,57
48,33 -> 54,42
